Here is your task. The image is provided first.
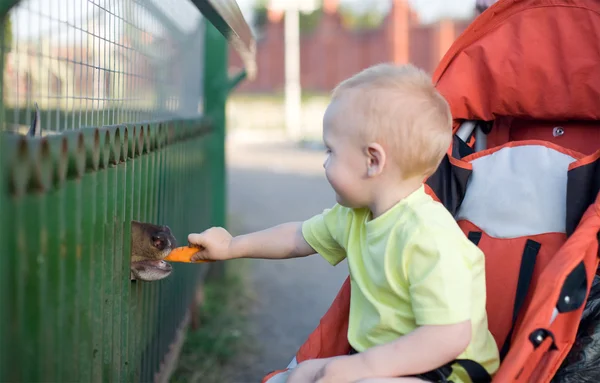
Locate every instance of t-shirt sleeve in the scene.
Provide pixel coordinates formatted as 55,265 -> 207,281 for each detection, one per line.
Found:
301,204 -> 352,266
405,228 -> 474,326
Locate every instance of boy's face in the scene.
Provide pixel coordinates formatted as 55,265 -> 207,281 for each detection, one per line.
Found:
322,99 -> 370,208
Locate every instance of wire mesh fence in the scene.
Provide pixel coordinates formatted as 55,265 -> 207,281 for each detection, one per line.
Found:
2,0 -> 205,134
0,0 -> 249,381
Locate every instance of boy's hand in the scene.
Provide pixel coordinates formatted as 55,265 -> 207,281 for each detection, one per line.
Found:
286,359 -> 331,383
187,227 -> 234,261
185,222 -> 313,261
287,356 -> 373,383
314,355 -> 373,383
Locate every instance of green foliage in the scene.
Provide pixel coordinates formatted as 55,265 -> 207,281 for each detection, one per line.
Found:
252,0 -> 269,33
299,7 -> 323,35
339,5 -> 386,31
250,1 -> 388,36
251,1 -> 324,35
170,260 -> 256,383
2,14 -> 11,52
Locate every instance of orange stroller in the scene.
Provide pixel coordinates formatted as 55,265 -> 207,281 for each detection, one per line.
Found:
262,0 -> 600,381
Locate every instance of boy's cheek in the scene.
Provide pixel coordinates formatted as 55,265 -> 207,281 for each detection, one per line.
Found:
325,166 -> 362,207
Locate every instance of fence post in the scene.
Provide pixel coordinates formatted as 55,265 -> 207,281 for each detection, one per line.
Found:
0,2 -> 14,378
0,103 -> 5,382
0,0 -> 17,19
203,20 -> 228,280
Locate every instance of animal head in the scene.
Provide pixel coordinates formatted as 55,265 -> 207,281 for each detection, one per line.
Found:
130,220 -> 177,282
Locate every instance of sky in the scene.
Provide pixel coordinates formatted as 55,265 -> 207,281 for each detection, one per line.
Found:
10,0 -> 204,42
9,0 -> 478,43
237,0 -> 478,24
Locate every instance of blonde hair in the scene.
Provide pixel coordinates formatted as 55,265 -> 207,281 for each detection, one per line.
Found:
331,63 -> 452,179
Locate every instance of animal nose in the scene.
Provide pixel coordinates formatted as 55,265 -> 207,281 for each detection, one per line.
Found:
161,260 -> 173,272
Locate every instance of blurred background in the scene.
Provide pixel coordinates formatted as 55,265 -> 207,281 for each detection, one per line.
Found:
0,0 -> 486,382
228,0 -> 477,143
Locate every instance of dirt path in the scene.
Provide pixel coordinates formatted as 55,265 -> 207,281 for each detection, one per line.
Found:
225,135 -> 349,382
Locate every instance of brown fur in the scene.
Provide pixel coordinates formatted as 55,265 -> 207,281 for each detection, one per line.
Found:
130,220 -> 177,282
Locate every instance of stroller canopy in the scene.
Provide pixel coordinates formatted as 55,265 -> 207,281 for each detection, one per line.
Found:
434,0 -> 600,124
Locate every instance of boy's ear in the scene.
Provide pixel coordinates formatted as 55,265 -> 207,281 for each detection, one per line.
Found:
366,143 -> 386,177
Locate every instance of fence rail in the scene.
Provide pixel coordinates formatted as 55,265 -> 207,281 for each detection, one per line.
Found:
3,119 -> 213,382
0,0 -> 254,381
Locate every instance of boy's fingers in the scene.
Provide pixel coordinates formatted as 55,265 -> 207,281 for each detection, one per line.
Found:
190,251 -> 206,262
187,233 -> 205,245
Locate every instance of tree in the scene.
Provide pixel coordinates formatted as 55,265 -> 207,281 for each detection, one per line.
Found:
339,5 -> 386,31
3,14 -> 11,52
299,7 -> 323,35
252,1 -> 323,36
252,0 -> 269,34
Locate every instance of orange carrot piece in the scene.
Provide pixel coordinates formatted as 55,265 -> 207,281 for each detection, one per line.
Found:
164,246 -> 214,263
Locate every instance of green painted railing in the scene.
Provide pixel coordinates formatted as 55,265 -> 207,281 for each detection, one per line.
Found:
0,0 -> 255,381
2,120 -> 213,382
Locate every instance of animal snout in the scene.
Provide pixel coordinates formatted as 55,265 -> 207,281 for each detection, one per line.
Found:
157,260 -> 173,272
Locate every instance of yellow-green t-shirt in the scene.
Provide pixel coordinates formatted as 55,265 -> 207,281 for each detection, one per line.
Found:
302,185 -> 499,381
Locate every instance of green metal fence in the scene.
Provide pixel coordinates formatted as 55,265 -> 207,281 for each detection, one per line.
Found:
0,0 -> 255,381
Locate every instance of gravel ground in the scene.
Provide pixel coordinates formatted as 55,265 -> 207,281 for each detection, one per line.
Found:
224,135 -> 349,383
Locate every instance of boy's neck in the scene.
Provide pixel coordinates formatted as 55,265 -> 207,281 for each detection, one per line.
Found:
368,178 -> 423,219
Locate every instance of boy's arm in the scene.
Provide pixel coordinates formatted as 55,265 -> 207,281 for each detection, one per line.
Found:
190,205 -> 350,262
188,222 -> 316,261
232,222 -> 316,259
323,321 -> 472,380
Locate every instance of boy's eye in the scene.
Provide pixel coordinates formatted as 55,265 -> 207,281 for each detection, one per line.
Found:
325,148 -> 331,154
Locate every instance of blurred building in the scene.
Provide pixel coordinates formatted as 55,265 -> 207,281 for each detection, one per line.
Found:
229,0 -> 473,93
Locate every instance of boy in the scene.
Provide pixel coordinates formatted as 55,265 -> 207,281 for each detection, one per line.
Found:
187,63 -> 500,382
